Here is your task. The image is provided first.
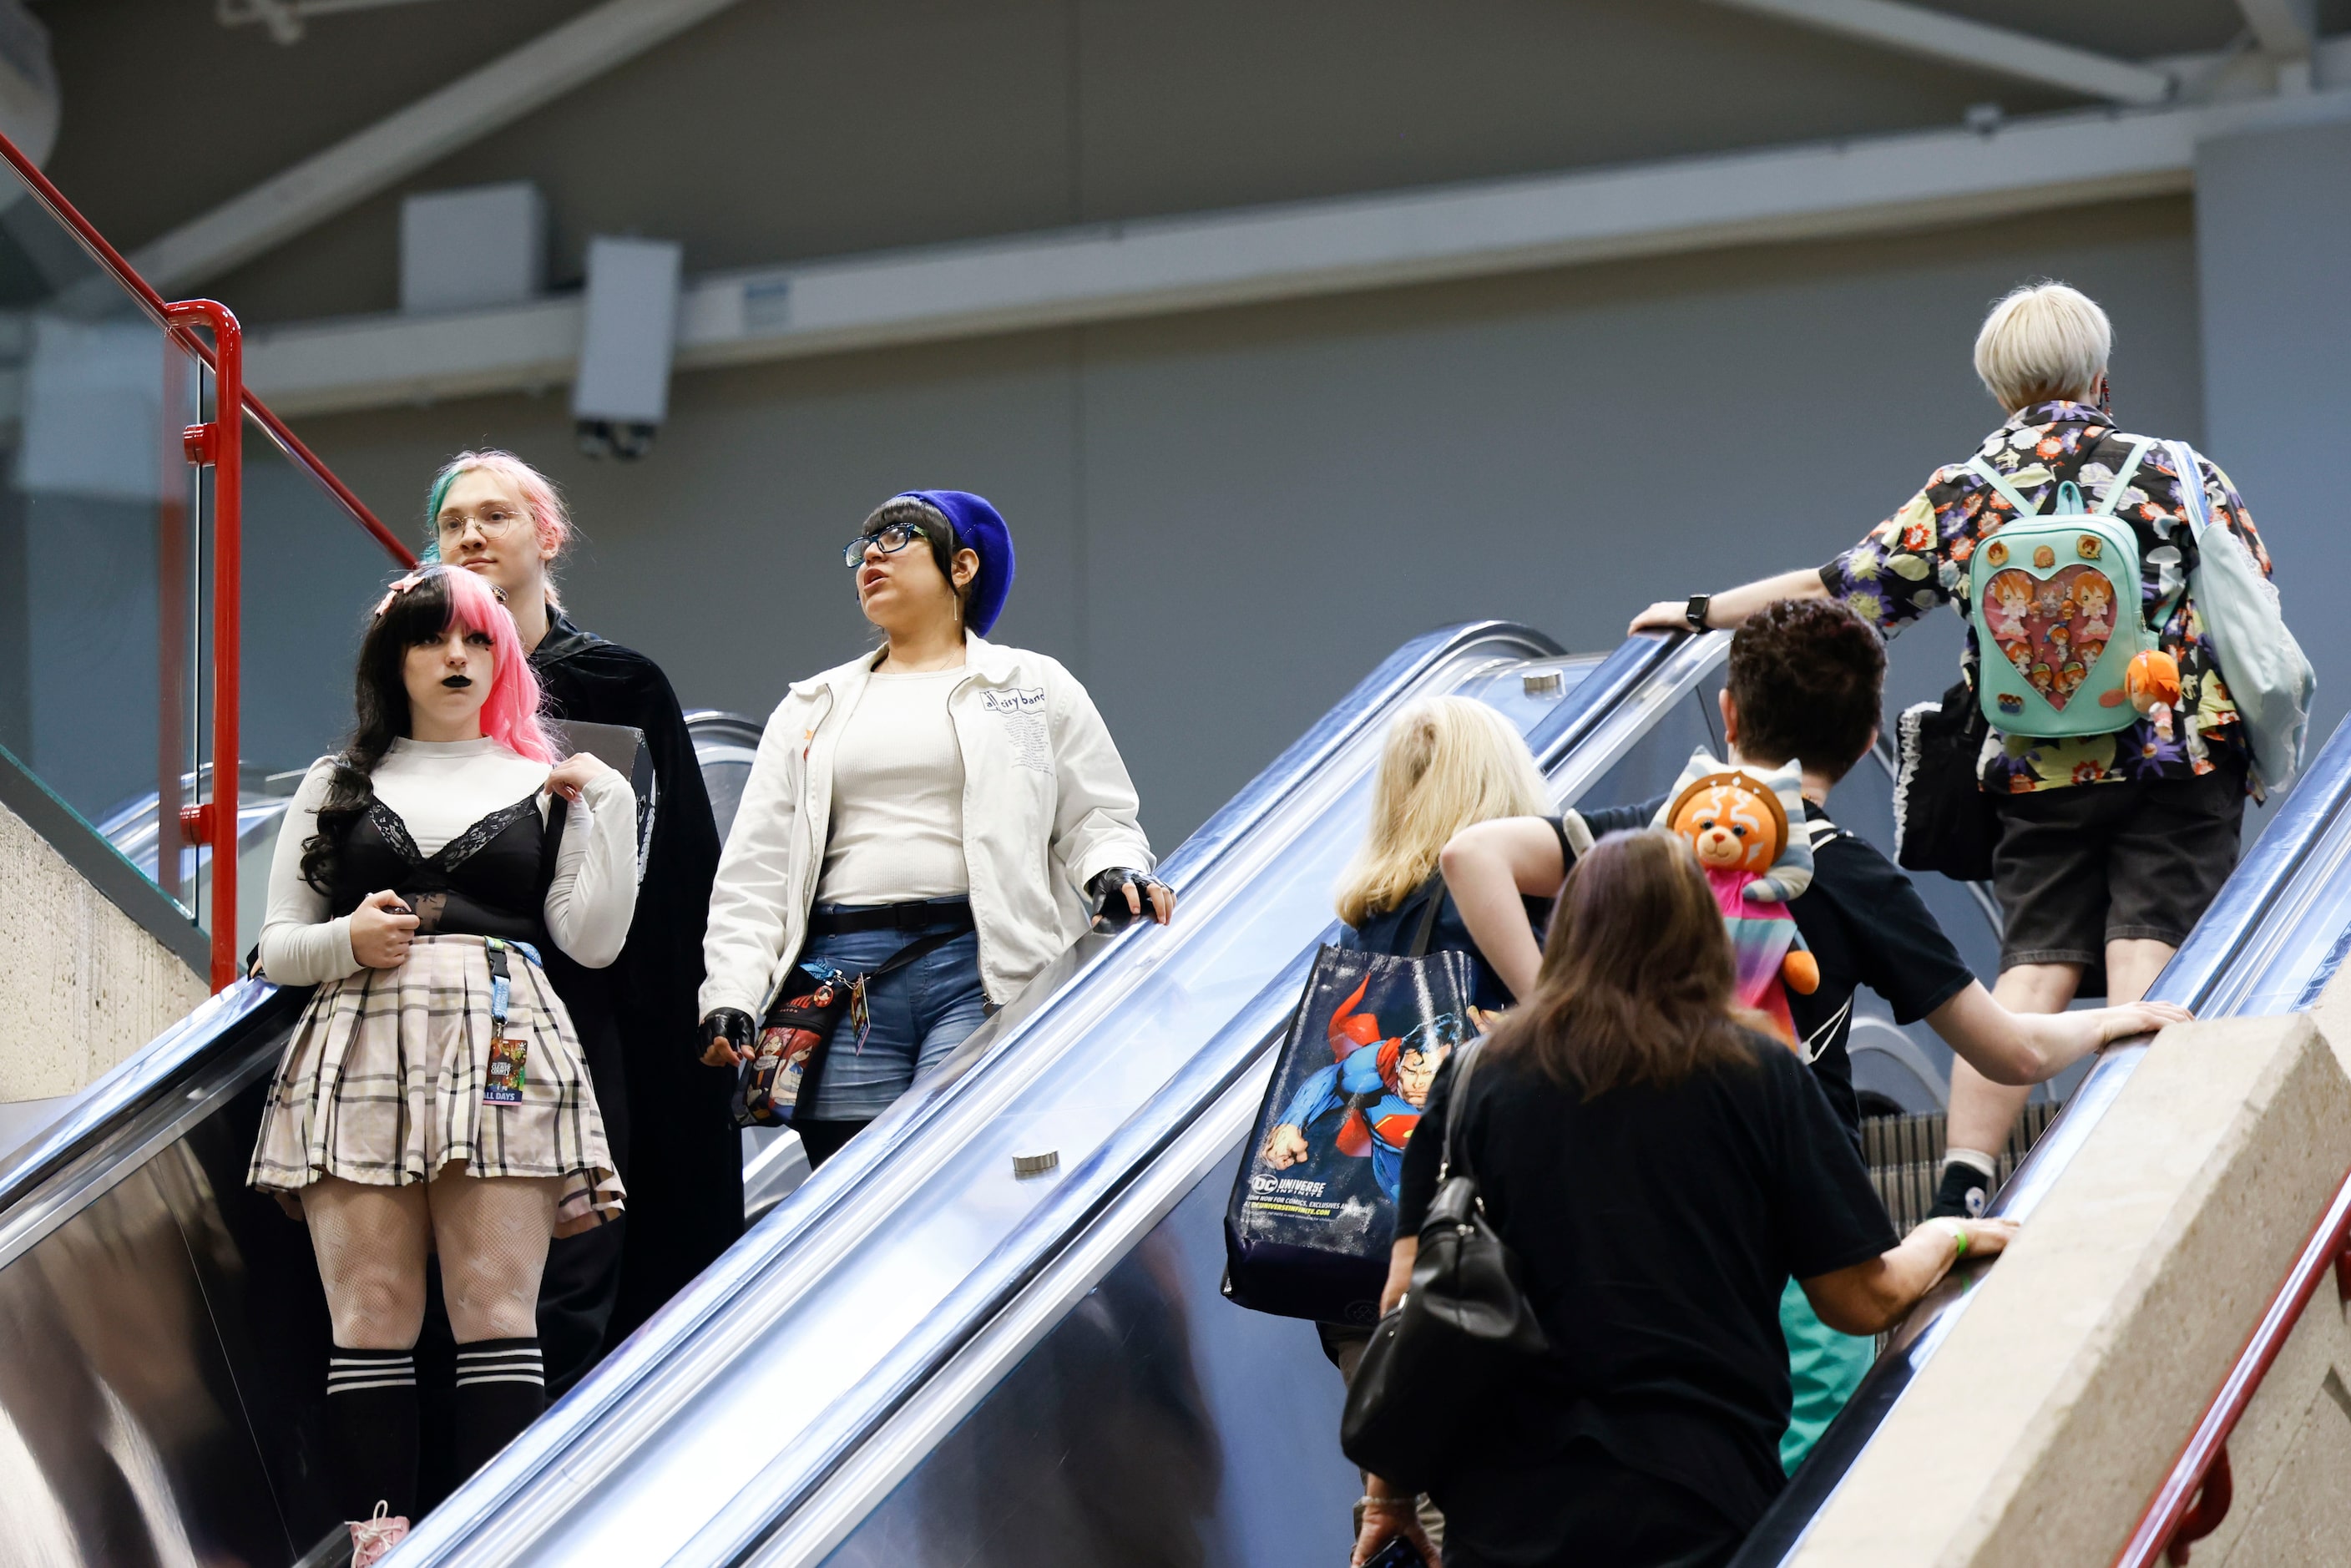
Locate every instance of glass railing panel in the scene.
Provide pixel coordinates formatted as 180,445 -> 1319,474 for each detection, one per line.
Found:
0,154 -> 220,939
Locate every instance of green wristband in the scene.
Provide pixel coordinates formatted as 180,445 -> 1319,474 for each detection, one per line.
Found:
1938,1219 -> 1969,1258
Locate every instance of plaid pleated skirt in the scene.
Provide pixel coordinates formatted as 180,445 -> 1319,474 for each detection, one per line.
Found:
248,933 -> 624,1236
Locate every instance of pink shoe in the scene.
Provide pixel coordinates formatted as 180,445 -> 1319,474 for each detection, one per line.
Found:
350,1502 -> 410,1567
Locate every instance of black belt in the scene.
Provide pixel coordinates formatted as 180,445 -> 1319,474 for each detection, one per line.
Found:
807,898 -> 975,937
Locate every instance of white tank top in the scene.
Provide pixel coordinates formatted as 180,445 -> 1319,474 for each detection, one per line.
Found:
816,668 -> 970,905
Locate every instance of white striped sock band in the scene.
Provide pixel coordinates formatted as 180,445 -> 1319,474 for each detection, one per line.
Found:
326,1353 -> 417,1395
455,1345 -> 544,1388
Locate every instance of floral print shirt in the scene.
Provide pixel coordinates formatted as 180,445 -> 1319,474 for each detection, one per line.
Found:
1821,401 -> 2272,794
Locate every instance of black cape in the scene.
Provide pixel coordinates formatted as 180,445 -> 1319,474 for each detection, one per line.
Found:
533,605 -> 741,1346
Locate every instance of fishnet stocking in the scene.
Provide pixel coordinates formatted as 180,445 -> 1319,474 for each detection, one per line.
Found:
429,1166 -> 560,1343
304,1177 -> 432,1349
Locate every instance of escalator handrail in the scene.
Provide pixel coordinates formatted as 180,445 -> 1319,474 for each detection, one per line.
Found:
399,620 -> 1617,1568
0,978 -> 301,1210
641,629 -> 1717,1566
1732,710 -> 2351,1564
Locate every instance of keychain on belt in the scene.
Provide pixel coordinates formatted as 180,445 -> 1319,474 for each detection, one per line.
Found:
482,937 -> 544,1105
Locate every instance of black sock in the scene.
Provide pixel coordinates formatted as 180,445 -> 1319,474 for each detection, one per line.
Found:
452,1338 -> 546,1478
326,1347 -> 419,1522
1929,1160 -> 1994,1220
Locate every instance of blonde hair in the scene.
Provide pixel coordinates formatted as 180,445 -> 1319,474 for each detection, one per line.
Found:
1973,281 -> 2111,413
1334,696 -> 1549,928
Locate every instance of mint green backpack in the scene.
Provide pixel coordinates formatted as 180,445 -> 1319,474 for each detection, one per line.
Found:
1964,437 -> 2158,737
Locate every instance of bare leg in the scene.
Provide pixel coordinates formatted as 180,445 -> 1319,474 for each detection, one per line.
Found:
1932,962 -> 2082,1217
302,1177 -> 432,1525
1946,962 -> 2084,1154
429,1166 -> 560,1478
2103,938 -> 2175,1006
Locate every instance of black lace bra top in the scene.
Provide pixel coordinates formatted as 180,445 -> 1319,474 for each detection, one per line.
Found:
326,794 -> 552,945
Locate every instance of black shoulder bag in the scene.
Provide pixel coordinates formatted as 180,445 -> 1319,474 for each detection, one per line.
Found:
1339,1039 -> 1549,1495
1893,676 -> 2001,883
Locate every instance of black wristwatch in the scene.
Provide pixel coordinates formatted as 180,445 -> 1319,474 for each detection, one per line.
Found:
1684,594 -> 1712,632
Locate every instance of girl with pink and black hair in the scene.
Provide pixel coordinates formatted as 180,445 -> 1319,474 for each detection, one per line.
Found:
247,563 -> 637,1561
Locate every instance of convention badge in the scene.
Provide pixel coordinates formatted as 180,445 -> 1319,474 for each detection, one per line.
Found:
848,975 -> 873,1055
483,1029 -> 528,1105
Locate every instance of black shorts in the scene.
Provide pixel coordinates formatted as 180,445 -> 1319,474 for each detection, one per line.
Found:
1990,761 -> 2247,972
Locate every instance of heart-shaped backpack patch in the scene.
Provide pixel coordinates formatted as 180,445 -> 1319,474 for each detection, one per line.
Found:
1980,563 -> 2121,712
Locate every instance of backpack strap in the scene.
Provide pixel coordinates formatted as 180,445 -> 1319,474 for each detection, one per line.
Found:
1964,455 -> 2044,519
2163,440 -> 2215,539
1967,434 -> 2157,521
2095,437 -> 2157,517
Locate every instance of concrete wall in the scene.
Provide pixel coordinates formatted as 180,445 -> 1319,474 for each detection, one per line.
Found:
2197,118 -> 2351,783
0,795 -> 207,1100
1790,989 -> 2351,1566
275,198 -> 2199,845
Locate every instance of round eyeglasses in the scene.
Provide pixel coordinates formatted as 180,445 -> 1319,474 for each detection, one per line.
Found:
437,509 -> 524,541
842,520 -> 935,568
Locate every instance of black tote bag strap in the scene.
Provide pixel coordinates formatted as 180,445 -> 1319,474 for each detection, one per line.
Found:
1436,1038 -> 1486,1184
1405,873 -> 1449,959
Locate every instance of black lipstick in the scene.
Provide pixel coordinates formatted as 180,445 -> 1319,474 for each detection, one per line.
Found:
441,675 -> 472,689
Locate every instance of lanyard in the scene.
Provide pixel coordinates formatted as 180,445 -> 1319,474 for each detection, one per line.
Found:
483,937 -> 544,1105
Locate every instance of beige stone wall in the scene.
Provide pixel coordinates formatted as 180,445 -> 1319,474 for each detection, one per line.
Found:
0,798 -> 208,1100
1791,1001 -> 2351,1568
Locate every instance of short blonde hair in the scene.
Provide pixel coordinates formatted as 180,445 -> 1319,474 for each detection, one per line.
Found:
1973,281 -> 2111,413
1334,696 -> 1549,928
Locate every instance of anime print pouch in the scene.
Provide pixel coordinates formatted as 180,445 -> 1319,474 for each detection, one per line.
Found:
731,963 -> 853,1129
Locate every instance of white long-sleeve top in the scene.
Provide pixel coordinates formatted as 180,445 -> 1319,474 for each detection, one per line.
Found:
259,736 -> 639,985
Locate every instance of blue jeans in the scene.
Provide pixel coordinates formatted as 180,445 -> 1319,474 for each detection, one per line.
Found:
799,903 -> 988,1120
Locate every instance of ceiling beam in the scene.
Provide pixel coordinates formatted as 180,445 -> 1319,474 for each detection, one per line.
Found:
1702,0 -> 2174,105
243,85 -> 2351,419
129,0 -> 749,294
2234,0 -> 2317,58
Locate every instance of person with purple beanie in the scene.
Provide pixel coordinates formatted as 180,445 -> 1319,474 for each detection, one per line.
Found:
695,490 -> 1174,1166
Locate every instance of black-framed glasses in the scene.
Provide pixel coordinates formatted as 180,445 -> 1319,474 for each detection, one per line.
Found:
842,520 -> 935,568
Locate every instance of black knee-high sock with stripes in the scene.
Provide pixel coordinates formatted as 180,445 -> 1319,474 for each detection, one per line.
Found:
452,1338 -> 547,1477
326,1347 -> 419,1522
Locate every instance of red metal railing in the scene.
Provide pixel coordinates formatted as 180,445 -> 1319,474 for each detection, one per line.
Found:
2112,1163 -> 2351,1566
0,131 -> 415,989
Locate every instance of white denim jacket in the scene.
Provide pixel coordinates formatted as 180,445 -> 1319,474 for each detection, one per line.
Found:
700,635 -> 1155,1018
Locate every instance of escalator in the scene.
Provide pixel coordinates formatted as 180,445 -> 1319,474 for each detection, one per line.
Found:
13,620 -> 2343,1568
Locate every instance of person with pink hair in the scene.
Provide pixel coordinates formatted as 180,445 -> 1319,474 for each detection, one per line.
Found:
247,563 -> 638,1562
426,448 -> 738,1393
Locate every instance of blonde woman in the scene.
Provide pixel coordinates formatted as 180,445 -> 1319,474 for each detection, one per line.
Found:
1333,695 -> 1551,1009
1313,695 -> 1551,1568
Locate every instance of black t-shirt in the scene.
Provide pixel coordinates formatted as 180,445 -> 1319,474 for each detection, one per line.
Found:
1407,1038 -> 1898,1527
1573,797 -> 1975,1140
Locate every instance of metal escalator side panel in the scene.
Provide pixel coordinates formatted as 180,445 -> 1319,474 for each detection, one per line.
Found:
386,622 -> 1583,1568
0,979 -> 301,1214
1730,709 -> 2351,1566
